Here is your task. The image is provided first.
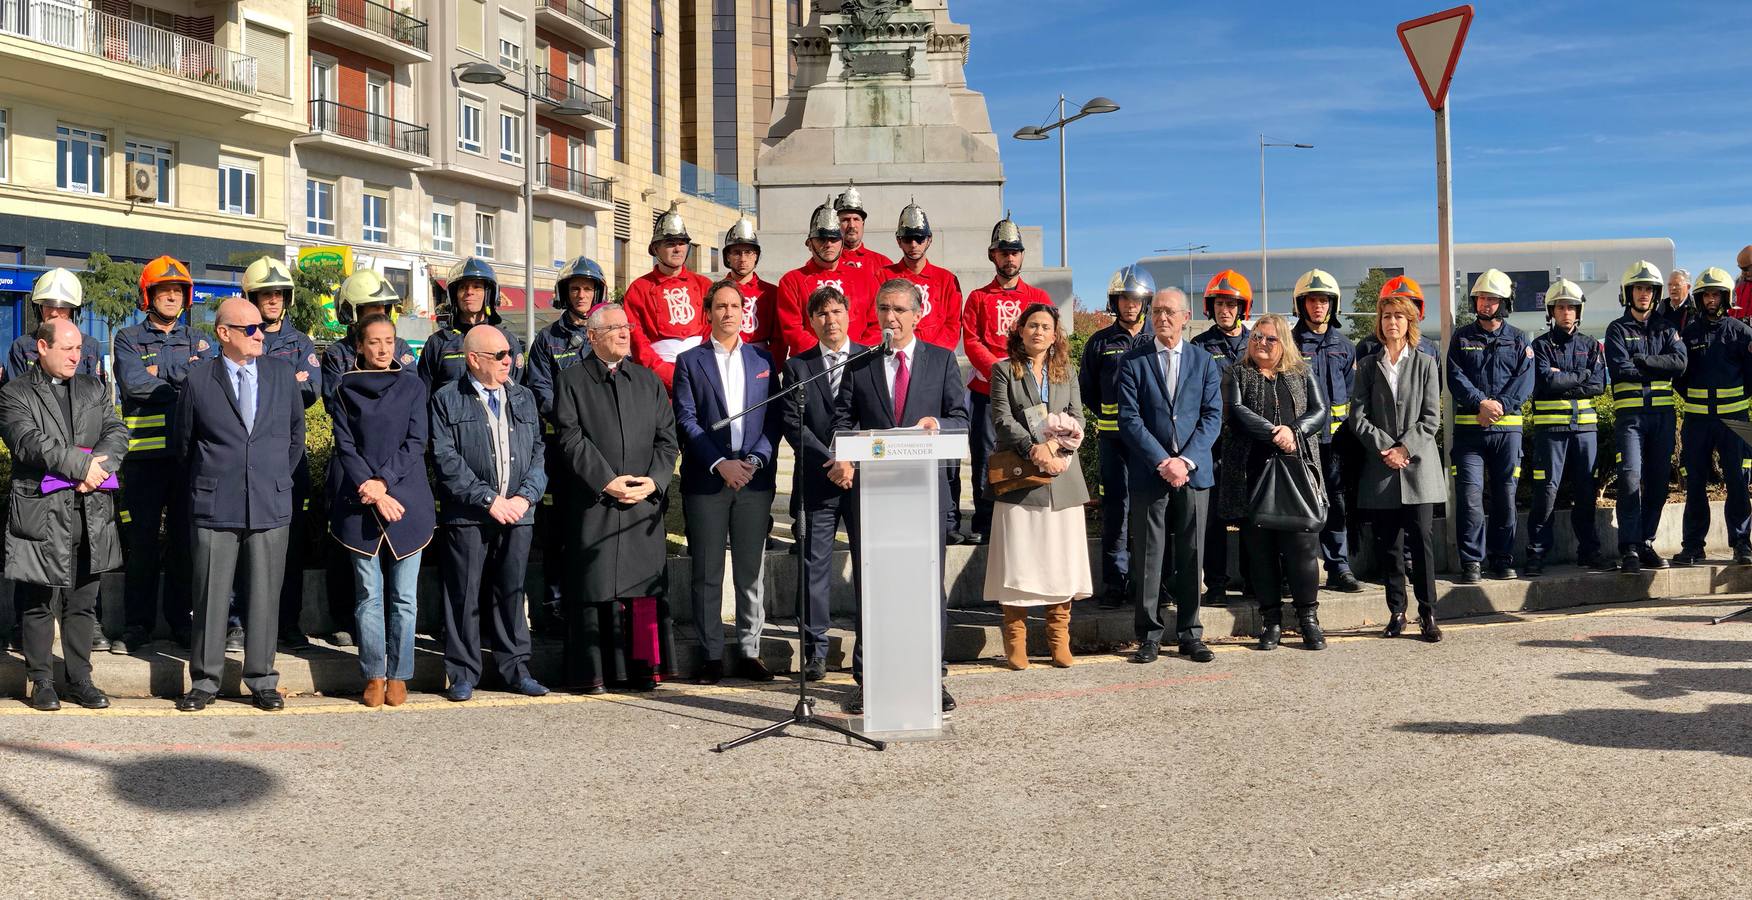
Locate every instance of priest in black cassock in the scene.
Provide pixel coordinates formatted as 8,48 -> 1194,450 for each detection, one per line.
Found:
550,301 -> 680,692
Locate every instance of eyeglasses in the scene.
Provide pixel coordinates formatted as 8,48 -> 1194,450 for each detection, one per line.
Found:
590,323 -> 631,334
876,304 -> 916,315
1249,334 -> 1281,346
470,349 -> 512,361
1149,308 -> 1183,319
219,322 -> 263,337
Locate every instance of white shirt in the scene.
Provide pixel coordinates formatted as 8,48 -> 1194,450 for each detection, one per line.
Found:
1381,343 -> 1410,404
885,337 -> 915,413
710,337 -> 746,471
1154,337 -> 1182,402
819,339 -> 850,398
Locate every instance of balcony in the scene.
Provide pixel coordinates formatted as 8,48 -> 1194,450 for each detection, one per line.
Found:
0,1 -> 257,100
680,161 -> 757,215
297,99 -> 430,166
534,0 -> 613,50
533,68 -> 612,130
536,161 -> 612,212
307,0 -> 431,64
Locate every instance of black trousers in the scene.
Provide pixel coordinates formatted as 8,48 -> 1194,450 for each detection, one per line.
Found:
1243,526 -> 1320,626
120,456 -> 192,635
968,390 -> 996,535
798,489 -> 858,662
439,522 -> 534,688
533,445 -> 577,631
1371,503 -> 1439,616
19,521 -> 98,685
1130,484 -> 1207,644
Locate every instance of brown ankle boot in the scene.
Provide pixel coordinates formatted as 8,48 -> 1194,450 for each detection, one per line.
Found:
363,678 -> 386,708
384,679 -> 407,707
1045,602 -> 1073,667
1000,606 -> 1030,670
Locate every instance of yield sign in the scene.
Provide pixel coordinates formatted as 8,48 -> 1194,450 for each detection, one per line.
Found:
1398,5 -> 1474,110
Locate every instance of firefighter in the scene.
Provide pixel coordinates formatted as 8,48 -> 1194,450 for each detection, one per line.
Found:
113,256 -> 213,653
419,256 -> 526,391
1080,265 -> 1154,606
1674,266 -> 1752,566
720,217 -> 781,364
1291,269 -> 1362,592
1448,268 -> 1535,583
1192,270 -> 1251,602
619,202 -> 711,392
776,197 -> 881,358
1604,259 -> 1686,574
834,183 -> 894,273
4,267 -> 104,382
1524,278 -> 1609,576
959,213 -> 1051,545
1357,276 -> 1442,360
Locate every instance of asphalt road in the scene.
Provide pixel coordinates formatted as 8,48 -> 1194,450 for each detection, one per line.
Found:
5,598 -> 1752,899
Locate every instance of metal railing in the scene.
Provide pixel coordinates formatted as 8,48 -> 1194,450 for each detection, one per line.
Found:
533,68 -> 611,119
309,99 -> 430,157
534,0 -> 612,44
680,161 -> 757,215
307,0 -> 428,53
539,162 -> 611,203
0,0 -> 258,94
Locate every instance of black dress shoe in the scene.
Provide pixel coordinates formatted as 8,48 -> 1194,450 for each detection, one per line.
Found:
734,657 -> 776,682
176,689 -> 216,712
803,658 -> 828,682
941,687 -> 956,712
225,625 -> 245,654
29,681 -> 60,711
64,682 -> 110,710
1326,570 -> 1364,593
109,634 -> 131,655
580,682 -> 608,696
1457,562 -> 1481,584
1382,613 -> 1406,638
1637,547 -> 1668,570
1670,550 -> 1704,567
844,686 -> 864,715
1489,564 -> 1518,580
694,659 -> 724,685
1097,591 -> 1128,610
1256,625 -> 1281,651
1418,611 -> 1443,643
1178,640 -> 1215,663
1201,589 -> 1227,607
120,627 -> 150,652
1736,545 -> 1752,566
1619,551 -> 1641,574
279,632 -> 313,651
91,631 -> 111,653
1523,558 -> 1545,577
1299,615 -> 1327,651
965,531 -> 988,546
251,690 -> 285,711
1130,640 -> 1160,664
945,531 -> 967,546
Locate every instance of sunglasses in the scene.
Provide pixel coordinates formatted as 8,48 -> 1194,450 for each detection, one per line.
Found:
470,349 -> 512,361
220,322 -> 263,337
1250,334 -> 1281,346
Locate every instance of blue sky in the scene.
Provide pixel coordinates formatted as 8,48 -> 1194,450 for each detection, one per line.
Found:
958,0 -> 1752,306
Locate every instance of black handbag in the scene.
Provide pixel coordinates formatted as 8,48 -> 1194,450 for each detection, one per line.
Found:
1248,434 -> 1328,533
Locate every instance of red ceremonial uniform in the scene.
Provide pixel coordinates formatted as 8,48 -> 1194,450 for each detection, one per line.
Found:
776,258 -> 880,358
1735,276 -> 1752,320
883,260 -> 963,350
839,243 -> 894,273
622,266 -> 712,390
735,273 -> 783,365
962,276 -> 1051,395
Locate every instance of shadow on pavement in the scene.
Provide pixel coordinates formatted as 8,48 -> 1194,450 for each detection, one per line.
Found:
1397,703 -> 1752,758
1521,634 -> 1752,664
1557,667 -> 1752,701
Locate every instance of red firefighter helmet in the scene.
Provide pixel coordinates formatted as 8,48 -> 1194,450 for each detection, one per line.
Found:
138,255 -> 194,312
1378,275 -> 1426,318
1203,269 -> 1253,320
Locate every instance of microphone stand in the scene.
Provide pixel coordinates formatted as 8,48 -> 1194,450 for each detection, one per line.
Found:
712,336 -> 890,752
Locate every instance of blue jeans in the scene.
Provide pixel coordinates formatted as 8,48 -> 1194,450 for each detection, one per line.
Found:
354,550 -> 422,681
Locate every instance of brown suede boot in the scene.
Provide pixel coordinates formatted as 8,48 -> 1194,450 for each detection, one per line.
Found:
1000,606 -> 1030,670
363,678 -> 386,708
1045,602 -> 1074,668
384,680 -> 408,707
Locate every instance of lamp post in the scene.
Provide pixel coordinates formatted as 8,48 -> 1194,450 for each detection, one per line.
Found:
456,60 -> 593,348
1155,243 -> 1208,298
1012,94 -> 1120,269
1259,134 -> 1314,316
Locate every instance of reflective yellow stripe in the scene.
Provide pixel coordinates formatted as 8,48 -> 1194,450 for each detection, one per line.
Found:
1099,403 -> 1118,414
1096,422 -> 1118,432
119,510 -> 132,524
124,414 -> 166,428
1685,385 -> 1745,399
1680,399 -> 1750,415
1533,398 -> 1595,410
302,500 -> 310,511
541,493 -> 555,506
1531,469 -> 1547,480
1454,414 -> 1524,427
1513,466 -> 1522,479
127,437 -> 166,451
1329,403 -> 1349,418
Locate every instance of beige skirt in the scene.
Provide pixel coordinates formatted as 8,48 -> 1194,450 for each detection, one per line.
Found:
983,501 -> 1094,607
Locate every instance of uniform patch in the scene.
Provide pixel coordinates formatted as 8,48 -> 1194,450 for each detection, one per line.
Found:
197,340 -> 209,351
401,353 -> 415,364
307,352 -> 320,367
1525,346 -> 1535,358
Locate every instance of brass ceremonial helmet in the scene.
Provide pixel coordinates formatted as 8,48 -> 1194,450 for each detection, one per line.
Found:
807,197 -> 842,242
834,182 -> 867,219
988,212 -> 1024,253
896,198 -> 931,241
722,216 -> 759,252
649,201 -> 691,255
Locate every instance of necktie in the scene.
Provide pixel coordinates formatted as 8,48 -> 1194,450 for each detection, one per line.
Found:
827,352 -> 843,396
1162,349 -> 1176,404
488,389 -> 501,418
892,350 -> 910,423
236,368 -> 255,434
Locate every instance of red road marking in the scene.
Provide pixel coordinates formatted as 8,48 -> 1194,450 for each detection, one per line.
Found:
964,672 -> 1235,707
0,741 -> 343,753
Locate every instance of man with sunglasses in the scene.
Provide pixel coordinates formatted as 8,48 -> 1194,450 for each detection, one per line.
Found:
173,299 -> 305,712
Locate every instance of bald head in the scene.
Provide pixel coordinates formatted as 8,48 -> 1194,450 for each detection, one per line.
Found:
215,296 -> 264,364
464,325 -> 512,387
36,319 -> 83,380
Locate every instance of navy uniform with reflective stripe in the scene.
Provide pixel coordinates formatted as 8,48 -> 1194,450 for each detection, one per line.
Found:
417,322 -> 527,391
5,331 -> 106,382
1677,312 -> 1752,554
1604,310 -> 1686,553
114,321 -> 211,457
1525,325 -> 1607,563
527,312 -> 591,625
1078,320 -> 1149,599
1191,323 -> 1248,595
1447,319 -> 1535,568
260,322 -> 322,638
1293,321 -> 1356,577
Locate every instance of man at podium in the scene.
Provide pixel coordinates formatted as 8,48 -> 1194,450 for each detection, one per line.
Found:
832,278 -> 969,715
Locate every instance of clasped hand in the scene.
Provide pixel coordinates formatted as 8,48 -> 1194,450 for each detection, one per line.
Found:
604,474 -> 657,504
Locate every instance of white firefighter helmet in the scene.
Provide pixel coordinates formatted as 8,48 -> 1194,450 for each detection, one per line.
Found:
896,199 -> 931,242
833,182 -> 866,218
989,212 -> 1024,253
1470,268 -> 1513,300
30,267 -> 83,309
1293,268 -> 1343,317
1620,260 -> 1665,305
1694,266 -> 1735,313
807,197 -> 842,242
648,201 -> 691,255
242,256 -> 295,301
1546,278 -> 1585,320
722,216 -> 759,253
337,269 -> 402,326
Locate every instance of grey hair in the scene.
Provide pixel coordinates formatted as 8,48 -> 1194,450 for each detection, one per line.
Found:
1670,268 -> 1691,283
586,301 -> 626,330
1154,286 -> 1189,312
876,277 -> 922,312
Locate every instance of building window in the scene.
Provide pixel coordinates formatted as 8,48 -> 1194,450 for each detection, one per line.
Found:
432,201 -> 456,253
362,189 -> 389,244
650,0 -> 664,176
458,95 -> 484,154
500,108 -> 523,164
534,215 -> 552,267
498,11 -> 524,71
306,177 -> 336,237
613,0 -> 625,163
475,209 -> 497,258
218,156 -> 258,216
124,140 -> 174,204
56,125 -> 107,195
615,236 -> 629,291
244,21 -> 290,97
0,109 -> 9,182
458,0 -> 486,55
713,0 -> 738,179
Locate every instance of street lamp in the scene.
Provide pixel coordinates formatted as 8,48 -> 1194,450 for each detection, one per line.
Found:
453,60 -> 593,349
1155,243 -> 1208,298
1259,134 -> 1314,316
1010,94 -> 1121,269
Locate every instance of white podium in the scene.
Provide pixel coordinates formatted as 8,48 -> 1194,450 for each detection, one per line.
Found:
833,428 -> 970,740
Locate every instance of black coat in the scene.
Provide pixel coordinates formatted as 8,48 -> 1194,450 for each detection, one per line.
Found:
174,356 -> 305,530
328,364 -> 436,558
551,354 -> 678,604
0,368 -> 128,586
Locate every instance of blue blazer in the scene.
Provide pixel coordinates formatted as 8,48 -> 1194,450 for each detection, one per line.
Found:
174,356 -> 305,530
673,340 -> 779,495
1115,339 -> 1223,491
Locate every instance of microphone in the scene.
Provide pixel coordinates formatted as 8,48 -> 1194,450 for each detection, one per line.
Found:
882,328 -> 895,353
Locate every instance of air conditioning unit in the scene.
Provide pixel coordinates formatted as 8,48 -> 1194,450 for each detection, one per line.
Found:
126,162 -> 158,202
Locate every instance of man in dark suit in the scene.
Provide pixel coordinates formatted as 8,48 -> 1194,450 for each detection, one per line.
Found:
782,286 -> 866,683
173,298 -> 305,712
673,280 -> 780,684
1116,287 -> 1223,665
832,278 -> 970,713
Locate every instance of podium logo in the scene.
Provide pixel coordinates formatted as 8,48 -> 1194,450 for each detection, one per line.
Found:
871,439 -> 886,459
663,286 -> 697,324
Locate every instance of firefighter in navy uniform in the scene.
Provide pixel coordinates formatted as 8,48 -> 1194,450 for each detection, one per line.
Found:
1523,279 -> 1609,576
1673,267 -> 1752,566
1080,265 -> 1153,608
1192,270 -> 1251,603
1604,260 -> 1686,574
4,268 -> 105,382
1448,269 -> 1535,583
419,256 -> 526,390
112,256 -> 213,653
1290,269 -> 1362,593
526,255 -> 607,632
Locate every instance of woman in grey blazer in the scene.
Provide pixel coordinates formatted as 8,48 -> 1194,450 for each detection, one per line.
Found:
1348,294 -> 1448,642
983,303 -> 1092,669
